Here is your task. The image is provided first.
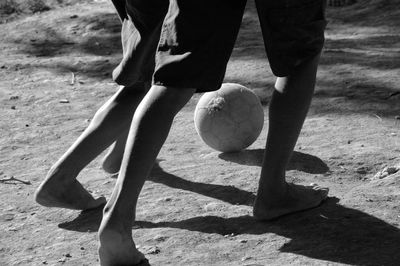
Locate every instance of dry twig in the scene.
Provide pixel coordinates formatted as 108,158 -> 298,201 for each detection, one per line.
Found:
70,72 -> 75,85
0,176 -> 31,185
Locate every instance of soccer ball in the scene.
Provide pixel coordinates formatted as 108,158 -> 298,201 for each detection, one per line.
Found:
194,83 -> 264,152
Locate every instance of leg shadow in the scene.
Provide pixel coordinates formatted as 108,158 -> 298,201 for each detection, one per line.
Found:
137,197 -> 400,265
58,204 -> 104,232
56,170 -> 400,265
148,163 -> 256,206
57,162 -> 256,232
219,149 -> 330,174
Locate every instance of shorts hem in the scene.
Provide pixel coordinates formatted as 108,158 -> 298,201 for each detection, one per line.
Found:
152,81 -> 221,93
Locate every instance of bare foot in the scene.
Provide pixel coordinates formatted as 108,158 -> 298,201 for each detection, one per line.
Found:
253,183 -> 329,221
102,143 -> 123,174
35,171 -> 106,210
99,215 -> 146,266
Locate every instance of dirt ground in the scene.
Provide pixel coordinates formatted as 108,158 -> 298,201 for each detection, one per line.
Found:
0,0 -> 399,265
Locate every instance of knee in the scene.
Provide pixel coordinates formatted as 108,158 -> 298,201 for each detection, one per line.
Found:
142,85 -> 195,117
274,53 -> 321,94
114,83 -> 149,103
275,77 -> 289,94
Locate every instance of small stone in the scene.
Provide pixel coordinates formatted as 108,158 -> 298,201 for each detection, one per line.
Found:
204,202 -> 224,212
9,95 -> 19,100
59,99 -> 70,103
241,256 -> 251,261
239,239 -> 248,243
373,165 -> 400,179
58,257 -> 66,262
70,15 -> 78,19
0,213 -> 15,221
355,167 -> 368,175
42,261 -> 47,265
143,246 -> 160,255
153,235 -> 167,242
80,247 -> 85,250
386,166 -> 399,175
347,140 -> 352,144
163,197 -> 172,202
395,116 -> 400,120
64,253 -> 72,258
11,106 -> 16,110
1,65 -> 6,69
390,133 -> 397,136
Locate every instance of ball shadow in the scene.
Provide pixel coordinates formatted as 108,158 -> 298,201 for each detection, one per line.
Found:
219,149 -> 330,174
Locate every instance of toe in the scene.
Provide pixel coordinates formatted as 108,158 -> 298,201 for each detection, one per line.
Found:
310,183 -> 329,193
96,196 -> 107,204
135,258 -> 150,266
307,183 -> 329,200
87,196 -> 107,210
317,187 -> 329,199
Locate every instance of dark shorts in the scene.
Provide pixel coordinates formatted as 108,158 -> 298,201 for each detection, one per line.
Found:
111,0 -> 327,92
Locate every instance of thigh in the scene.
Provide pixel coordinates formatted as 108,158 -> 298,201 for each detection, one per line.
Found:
125,0 -> 169,32
112,0 -> 169,86
153,0 -> 247,92
256,0 -> 327,77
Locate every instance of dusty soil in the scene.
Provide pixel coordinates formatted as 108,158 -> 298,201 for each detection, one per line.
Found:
0,0 -> 399,265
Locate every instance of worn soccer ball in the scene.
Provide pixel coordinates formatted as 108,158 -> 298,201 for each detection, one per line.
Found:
194,83 -> 264,152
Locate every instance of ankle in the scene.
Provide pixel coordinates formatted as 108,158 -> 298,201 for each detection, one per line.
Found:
46,164 -> 78,181
102,204 -> 134,231
257,179 -> 288,199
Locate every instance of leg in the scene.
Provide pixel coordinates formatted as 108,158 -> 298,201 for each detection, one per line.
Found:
102,82 -> 152,174
101,128 -> 129,174
98,85 -> 195,266
35,84 -> 147,210
253,54 -> 329,221
100,0 -> 169,175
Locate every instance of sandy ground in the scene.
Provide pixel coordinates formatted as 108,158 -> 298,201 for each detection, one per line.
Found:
0,0 -> 399,265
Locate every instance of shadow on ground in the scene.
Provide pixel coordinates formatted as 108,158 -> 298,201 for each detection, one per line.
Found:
311,81 -> 400,118
58,150 -> 329,232
7,3 -> 398,119
5,0 -> 398,119
17,12 -> 121,58
59,149 -> 329,232
57,148 -> 399,265
58,197 -> 400,266
137,197 -> 400,266
219,149 -> 330,174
